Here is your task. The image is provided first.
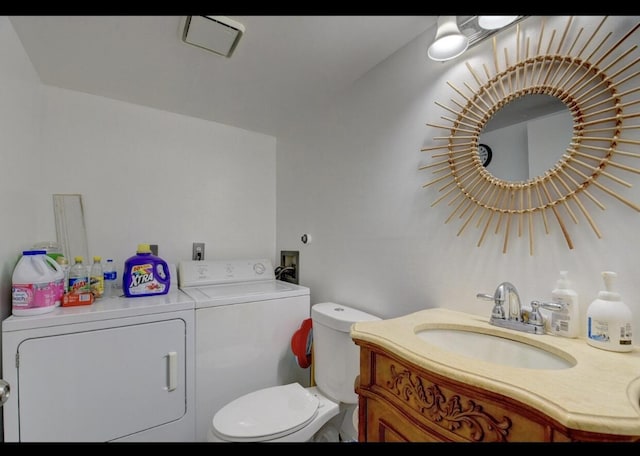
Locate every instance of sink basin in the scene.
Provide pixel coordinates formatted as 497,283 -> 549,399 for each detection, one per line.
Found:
415,327 -> 575,370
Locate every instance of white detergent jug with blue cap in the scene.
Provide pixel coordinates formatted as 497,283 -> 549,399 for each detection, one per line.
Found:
122,243 -> 170,297
12,250 -> 64,316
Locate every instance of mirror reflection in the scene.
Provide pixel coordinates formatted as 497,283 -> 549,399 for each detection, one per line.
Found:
478,94 -> 573,182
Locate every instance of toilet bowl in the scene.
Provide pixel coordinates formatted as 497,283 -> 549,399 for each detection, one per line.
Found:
207,302 -> 380,442
207,384 -> 340,442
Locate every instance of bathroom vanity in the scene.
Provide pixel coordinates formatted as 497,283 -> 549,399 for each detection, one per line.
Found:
351,308 -> 640,442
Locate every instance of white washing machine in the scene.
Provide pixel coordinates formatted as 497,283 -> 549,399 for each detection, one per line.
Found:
178,259 -> 311,442
1,266 -> 196,442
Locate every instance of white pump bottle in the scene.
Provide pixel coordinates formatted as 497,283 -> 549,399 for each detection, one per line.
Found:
586,271 -> 633,352
546,270 -> 579,338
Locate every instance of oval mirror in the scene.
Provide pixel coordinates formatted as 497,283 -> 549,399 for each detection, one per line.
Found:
421,16 -> 640,255
478,94 -> 573,182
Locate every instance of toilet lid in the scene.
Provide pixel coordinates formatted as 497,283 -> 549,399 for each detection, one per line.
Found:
212,383 -> 319,442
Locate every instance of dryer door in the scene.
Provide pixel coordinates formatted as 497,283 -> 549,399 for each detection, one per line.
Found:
16,318 -> 186,442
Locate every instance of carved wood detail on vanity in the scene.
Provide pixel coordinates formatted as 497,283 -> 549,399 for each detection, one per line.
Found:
387,364 -> 512,442
354,339 -> 640,442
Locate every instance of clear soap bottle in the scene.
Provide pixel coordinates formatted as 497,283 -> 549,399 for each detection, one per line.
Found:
90,256 -> 104,299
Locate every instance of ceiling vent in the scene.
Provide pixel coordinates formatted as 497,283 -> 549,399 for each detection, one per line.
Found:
181,16 -> 245,58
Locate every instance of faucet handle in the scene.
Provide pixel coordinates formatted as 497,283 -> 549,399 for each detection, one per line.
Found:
476,291 -> 506,320
527,301 -> 545,327
538,301 -> 565,311
476,293 -> 495,301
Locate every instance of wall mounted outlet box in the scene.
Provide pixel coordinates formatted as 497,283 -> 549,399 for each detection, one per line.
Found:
280,250 -> 299,284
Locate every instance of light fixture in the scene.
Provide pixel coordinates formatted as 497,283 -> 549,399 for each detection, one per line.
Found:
427,16 -> 469,61
477,16 -> 519,30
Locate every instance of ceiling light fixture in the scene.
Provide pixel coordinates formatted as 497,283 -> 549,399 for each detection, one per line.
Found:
477,16 -> 519,30
427,16 -> 469,62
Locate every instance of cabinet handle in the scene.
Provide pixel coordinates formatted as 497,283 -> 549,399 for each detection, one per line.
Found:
167,351 -> 177,392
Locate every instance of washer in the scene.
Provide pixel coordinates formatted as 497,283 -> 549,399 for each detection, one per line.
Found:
178,259 -> 311,442
2,266 -> 196,442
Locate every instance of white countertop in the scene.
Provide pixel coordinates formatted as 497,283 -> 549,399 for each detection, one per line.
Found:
350,307 -> 640,436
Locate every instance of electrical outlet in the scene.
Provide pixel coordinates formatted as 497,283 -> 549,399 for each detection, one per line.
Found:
192,242 -> 205,261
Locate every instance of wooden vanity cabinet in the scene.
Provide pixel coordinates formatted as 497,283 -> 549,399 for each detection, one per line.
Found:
354,340 -> 640,443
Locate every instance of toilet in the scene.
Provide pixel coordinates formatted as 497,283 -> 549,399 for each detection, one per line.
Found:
207,302 -> 380,442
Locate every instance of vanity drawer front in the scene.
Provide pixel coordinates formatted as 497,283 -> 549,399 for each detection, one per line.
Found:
361,346 -> 551,442
364,396 -> 449,442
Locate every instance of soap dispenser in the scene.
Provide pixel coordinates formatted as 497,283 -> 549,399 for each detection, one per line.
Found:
547,270 -> 579,338
586,271 -> 633,352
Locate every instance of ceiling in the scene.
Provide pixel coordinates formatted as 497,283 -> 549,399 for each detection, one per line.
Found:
8,16 -> 438,137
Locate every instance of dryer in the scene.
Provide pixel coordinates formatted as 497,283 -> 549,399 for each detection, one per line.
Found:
178,259 -> 310,442
1,267 -> 196,442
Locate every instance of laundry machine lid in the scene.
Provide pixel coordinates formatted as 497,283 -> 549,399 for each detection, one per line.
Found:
212,383 -> 319,442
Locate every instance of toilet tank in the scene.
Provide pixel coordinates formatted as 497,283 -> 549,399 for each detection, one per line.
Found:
311,302 -> 380,404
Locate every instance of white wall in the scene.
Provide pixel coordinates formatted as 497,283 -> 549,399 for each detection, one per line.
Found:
35,87 -> 277,274
0,18 -> 43,322
276,15 -> 640,338
0,15 -> 44,440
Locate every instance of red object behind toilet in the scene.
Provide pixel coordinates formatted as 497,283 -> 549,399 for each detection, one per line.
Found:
291,318 -> 313,368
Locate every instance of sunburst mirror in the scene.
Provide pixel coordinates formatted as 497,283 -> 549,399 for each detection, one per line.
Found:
421,16 -> 640,255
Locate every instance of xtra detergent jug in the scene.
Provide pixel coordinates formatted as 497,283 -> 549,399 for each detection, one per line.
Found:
123,243 -> 170,297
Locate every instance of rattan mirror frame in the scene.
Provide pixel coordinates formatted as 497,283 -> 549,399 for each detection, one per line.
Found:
421,16 -> 640,255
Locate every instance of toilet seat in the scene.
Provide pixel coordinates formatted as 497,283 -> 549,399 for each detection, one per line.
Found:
212,383 -> 321,442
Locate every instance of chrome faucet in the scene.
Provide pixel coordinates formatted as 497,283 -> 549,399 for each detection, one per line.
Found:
477,282 -> 545,335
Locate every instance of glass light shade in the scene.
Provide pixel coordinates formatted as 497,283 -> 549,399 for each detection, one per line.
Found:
478,16 -> 519,30
427,16 -> 469,61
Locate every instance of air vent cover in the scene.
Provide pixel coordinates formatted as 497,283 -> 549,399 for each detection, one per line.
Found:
181,16 -> 245,58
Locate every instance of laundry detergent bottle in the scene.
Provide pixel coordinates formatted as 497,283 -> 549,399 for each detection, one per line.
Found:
12,250 -> 64,316
123,243 -> 171,297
